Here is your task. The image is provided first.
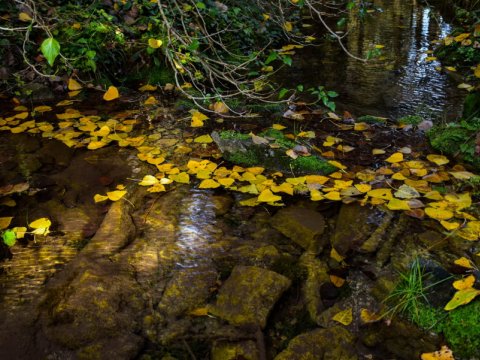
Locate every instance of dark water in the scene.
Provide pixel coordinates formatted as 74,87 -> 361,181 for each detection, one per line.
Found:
284,0 -> 465,120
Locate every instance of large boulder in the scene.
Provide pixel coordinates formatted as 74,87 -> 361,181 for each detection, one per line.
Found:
208,266 -> 291,328
270,207 -> 327,253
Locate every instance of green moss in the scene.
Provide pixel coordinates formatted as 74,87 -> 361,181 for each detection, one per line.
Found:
293,156 -> 336,173
398,115 -> 423,126
443,300 -> 480,358
357,115 -> 387,124
260,128 -> 297,149
218,130 -> 251,141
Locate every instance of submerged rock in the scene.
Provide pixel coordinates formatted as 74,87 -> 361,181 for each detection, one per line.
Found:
274,326 -> 357,360
270,207 -> 326,253
208,266 -> 291,328
211,340 -> 260,360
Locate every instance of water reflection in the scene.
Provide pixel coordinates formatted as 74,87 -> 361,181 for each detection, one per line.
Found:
284,0 -> 465,120
175,189 -> 217,268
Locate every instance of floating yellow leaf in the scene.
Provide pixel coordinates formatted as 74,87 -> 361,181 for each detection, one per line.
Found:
324,191 -> 341,201
457,221 -> 480,241
103,86 -> 119,101
0,217 -> 13,230
310,189 -> 324,201
148,38 -> 163,48
107,190 -> 127,201
440,220 -> 460,231
372,148 -> 386,155
454,33 -> 470,42
332,308 -> 352,326
94,194 -> 109,203
29,217 -> 51,236
394,184 -> 420,199
367,188 -> 393,200
427,154 -> 449,166
258,189 -> 282,203
392,172 -> 407,181
444,287 -> 480,311
328,160 -> 347,170
170,172 -> 190,184
453,275 -> 475,290
217,178 -> 235,187
87,140 -> 108,150
271,182 -> 294,195
194,134 -> 213,143
68,78 -> 83,91
387,198 -> 411,211
421,345 -> 454,360
305,175 -> 329,185
199,179 -> 220,189
424,207 -> 454,220
354,122 -> 369,131
330,275 -> 345,288
449,171 -> 475,180
139,175 -> 159,186
239,197 -> 259,206
385,152 -> 403,163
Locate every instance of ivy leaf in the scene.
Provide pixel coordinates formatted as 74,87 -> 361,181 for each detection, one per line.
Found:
40,37 -> 61,67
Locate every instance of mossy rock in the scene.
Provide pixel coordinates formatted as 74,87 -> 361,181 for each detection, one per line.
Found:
212,131 -> 336,175
274,326 -> 357,360
207,266 -> 291,328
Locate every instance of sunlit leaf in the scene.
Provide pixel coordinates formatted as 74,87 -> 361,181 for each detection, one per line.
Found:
87,141 -> 108,150
421,345 -> 455,360
324,191 -> 341,201
427,154 -> 449,166
139,175 -> 159,186
272,124 -> 286,130
385,152 -> 403,163
2,229 -> 16,247
453,275 -> 475,290
107,190 -> 127,201
387,198 -> 411,211
394,184 -> 420,199
440,220 -> 460,231
367,188 -> 393,200
258,189 -> 282,203
40,37 -> 61,66
103,86 -> 119,101
194,134 -> 213,143
148,38 -> 163,48
444,288 -> 480,311
424,207 -> 454,220
199,179 -> 220,189
454,257 -> 474,269
170,172 -> 190,184
29,217 -> 51,236
68,78 -> 83,91
332,308 -> 352,326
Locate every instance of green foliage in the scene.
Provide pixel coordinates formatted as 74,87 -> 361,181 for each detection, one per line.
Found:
40,37 -> 60,67
308,86 -> 338,111
218,130 -> 251,141
2,229 -> 16,247
398,115 -> 423,126
443,299 -> 480,358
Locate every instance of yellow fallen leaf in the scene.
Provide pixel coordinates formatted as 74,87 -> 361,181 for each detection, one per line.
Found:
87,140 -> 108,150
103,86 -> 119,101
330,248 -> 345,262
194,134 -> 213,143
0,217 -> 13,230
328,160 -> 347,170
427,154 -> 449,166
284,21 -> 293,32
310,189 -> 324,201
213,101 -> 228,114
424,207 -> 454,220
372,148 -> 386,155
367,188 -> 393,200
144,96 -> 158,105
19,12 -> 32,21
272,124 -> 286,130
453,275 -> 475,290
475,64 -> 480,78
421,345 -> 454,360
332,308 -> 352,326
360,308 -> 381,324
189,307 -> 209,316
271,182 -> 294,195
68,78 -> 83,91
94,194 -> 109,203
454,257 -> 474,269
387,198 -> 411,211
107,190 -> 127,201
239,197 -> 259,206
29,217 -> 51,236
306,175 -> 329,185
199,179 -> 221,189
385,152 -> 403,163
139,175 -> 159,186
170,172 -> 190,184
139,84 -> 157,92
324,191 -> 341,201
217,178 -> 235,187
449,171 -> 475,180
444,288 -> 480,311
440,220 -> 460,231
354,122 -> 369,131
330,275 -> 345,287
258,189 -> 282,203
33,105 -> 53,113
454,33 -> 470,42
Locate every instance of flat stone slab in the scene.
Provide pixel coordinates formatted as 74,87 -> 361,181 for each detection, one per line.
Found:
208,266 -> 291,328
270,207 -> 326,253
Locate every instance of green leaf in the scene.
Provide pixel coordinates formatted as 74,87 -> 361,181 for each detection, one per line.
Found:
196,2 -> 206,9
327,91 -> 339,98
265,51 -> 278,65
278,88 -> 289,100
40,37 -> 60,67
2,229 -> 16,247
282,55 -> 293,66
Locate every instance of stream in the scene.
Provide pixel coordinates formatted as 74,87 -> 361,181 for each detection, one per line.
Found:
0,1 -> 476,360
